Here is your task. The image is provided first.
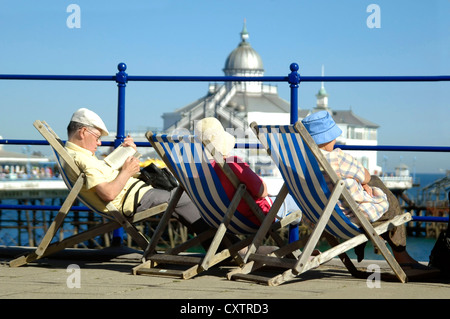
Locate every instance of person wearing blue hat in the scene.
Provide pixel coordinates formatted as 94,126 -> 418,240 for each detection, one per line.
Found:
302,111 -> 436,274
302,111 -> 385,223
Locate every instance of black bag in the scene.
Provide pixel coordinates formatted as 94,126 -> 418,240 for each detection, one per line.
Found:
139,162 -> 178,191
428,191 -> 450,277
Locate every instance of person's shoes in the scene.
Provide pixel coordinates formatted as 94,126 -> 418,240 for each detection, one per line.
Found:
400,262 -> 432,270
400,262 -> 441,281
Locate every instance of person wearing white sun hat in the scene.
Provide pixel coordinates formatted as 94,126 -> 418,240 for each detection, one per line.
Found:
195,117 -> 301,227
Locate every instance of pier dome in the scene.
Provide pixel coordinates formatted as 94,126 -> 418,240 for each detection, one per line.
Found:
163,22 -> 290,133
223,22 -> 264,76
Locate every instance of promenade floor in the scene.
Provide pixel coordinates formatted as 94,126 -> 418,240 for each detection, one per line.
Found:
0,246 -> 448,316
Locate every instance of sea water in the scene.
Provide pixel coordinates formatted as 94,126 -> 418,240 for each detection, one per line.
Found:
0,197 -> 98,247
406,172 -> 448,202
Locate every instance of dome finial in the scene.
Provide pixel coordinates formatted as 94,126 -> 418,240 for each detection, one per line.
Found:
240,19 -> 249,42
223,20 -> 264,76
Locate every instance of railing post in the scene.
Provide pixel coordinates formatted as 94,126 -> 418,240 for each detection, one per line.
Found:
288,62 -> 300,125
115,62 -> 128,148
288,62 -> 301,243
113,62 -> 128,245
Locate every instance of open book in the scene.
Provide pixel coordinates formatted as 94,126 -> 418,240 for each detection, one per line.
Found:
104,145 -> 142,170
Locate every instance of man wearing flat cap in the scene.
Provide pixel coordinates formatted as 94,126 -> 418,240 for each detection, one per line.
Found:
65,108 -> 210,235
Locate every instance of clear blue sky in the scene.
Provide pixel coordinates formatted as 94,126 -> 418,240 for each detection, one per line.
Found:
0,0 -> 449,174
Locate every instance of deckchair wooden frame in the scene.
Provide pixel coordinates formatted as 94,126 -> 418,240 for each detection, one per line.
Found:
132,131 -> 301,280
227,121 -> 411,286
9,120 -> 167,267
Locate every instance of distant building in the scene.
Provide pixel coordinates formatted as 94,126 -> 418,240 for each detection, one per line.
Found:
160,23 -> 382,176
0,147 -> 54,180
162,22 -> 292,134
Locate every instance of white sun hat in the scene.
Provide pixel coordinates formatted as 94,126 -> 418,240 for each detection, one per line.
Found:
195,117 -> 236,156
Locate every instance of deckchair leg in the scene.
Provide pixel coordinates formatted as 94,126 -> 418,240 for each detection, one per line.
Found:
142,186 -> 183,261
293,181 -> 345,275
340,191 -> 408,283
107,204 -> 149,250
322,232 -> 363,278
360,223 -> 408,283
10,203 -> 168,267
243,183 -> 298,260
243,184 -> 289,262
137,184 -> 250,277
200,184 -> 246,271
10,219 -> 121,267
10,175 -> 84,267
38,176 -> 85,257
307,214 -> 412,279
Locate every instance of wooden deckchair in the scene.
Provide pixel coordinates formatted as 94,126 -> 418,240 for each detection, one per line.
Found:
9,120 -> 167,267
227,121 -> 412,286
132,131 -> 300,279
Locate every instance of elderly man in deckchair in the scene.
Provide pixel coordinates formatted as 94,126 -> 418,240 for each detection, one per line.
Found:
64,108 -> 212,236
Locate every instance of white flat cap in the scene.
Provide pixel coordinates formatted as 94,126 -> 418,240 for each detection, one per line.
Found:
70,108 -> 109,136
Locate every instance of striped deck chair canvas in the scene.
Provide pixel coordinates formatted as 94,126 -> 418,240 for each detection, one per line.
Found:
153,134 -> 264,234
10,120 -> 167,267
228,121 -> 412,286
132,131 -> 294,280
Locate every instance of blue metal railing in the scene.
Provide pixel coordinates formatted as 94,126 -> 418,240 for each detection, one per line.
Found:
0,62 -> 449,224
3,140 -> 449,153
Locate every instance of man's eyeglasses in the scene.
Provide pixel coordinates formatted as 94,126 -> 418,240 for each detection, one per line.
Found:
85,128 -> 102,142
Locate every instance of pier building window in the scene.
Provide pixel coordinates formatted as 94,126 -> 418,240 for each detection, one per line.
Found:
368,128 -> 377,140
347,127 -> 377,140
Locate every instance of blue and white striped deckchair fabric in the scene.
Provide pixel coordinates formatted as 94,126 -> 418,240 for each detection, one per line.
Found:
148,133 -> 262,235
252,122 -> 362,240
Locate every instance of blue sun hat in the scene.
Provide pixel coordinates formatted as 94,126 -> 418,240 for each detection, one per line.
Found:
301,111 -> 342,145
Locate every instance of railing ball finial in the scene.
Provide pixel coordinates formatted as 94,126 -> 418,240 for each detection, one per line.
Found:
116,62 -> 128,85
290,63 -> 299,72
288,62 -> 300,86
117,62 -> 127,72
